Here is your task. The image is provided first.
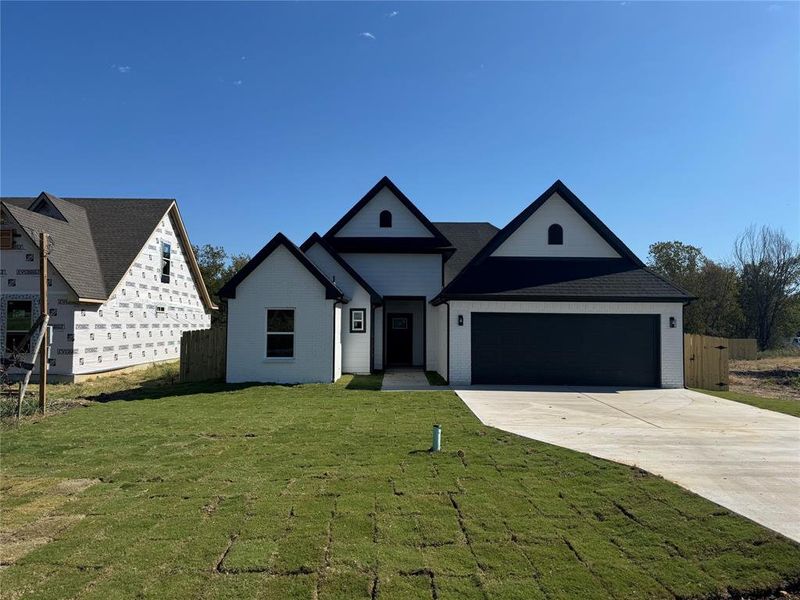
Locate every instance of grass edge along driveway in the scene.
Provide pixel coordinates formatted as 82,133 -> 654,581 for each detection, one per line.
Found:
2,379 -> 799,600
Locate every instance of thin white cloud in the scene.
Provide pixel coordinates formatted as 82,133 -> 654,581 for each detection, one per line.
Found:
112,64 -> 131,73
233,80 -> 243,86
241,55 -> 247,60
767,3 -> 781,11
359,32 -> 376,40
387,10 -> 399,17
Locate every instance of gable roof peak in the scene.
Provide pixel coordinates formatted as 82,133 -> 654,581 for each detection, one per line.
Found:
435,180 -> 646,298
322,177 -> 450,245
218,232 -> 345,301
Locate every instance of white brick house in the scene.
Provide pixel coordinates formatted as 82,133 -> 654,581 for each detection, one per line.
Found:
1,192 -> 214,381
221,177 -> 690,387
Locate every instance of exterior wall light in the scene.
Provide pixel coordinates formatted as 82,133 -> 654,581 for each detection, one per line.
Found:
669,316 -> 676,328
458,315 -> 464,326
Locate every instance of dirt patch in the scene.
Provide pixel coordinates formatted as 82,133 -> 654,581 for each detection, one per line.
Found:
0,478 -> 98,567
730,357 -> 800,401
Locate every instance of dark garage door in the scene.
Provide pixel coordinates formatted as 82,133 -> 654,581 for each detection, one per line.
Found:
471,313 -> 660,387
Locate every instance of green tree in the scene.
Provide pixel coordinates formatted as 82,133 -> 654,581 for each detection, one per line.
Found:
734,226 -> 800,349
193,244 -> 250,323
647,241 -> 742,337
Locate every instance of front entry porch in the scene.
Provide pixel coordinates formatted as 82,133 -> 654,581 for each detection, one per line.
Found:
382,297 -> 426,369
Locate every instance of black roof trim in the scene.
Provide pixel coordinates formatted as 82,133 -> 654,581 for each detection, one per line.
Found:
325,237 -> 455,254
322,176 -> 451,245
431,294 -> 693,306
219,232 -> 345,300
438,180 -> 646,297
300,233 -> 383,304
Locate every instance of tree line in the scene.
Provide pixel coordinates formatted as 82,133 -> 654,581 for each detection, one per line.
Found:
648,226 -> 800,349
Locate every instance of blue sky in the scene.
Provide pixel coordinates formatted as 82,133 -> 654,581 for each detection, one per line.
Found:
2,1 -> 797,262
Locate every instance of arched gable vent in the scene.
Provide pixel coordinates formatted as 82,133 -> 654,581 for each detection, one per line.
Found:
379,210 -> 392,228
548,223 -> 563,245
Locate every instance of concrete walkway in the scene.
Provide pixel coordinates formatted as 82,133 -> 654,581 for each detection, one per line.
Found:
381,369 -> 438,391
456,386 -> 800,542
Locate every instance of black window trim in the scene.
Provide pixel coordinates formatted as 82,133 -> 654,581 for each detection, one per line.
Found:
265,307 -> 295,359
161,242 -> 172,283
548,223 -> 563,245
349,308 -> 367,333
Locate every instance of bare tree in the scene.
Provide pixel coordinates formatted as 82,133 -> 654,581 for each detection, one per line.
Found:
733,226 -> 800,349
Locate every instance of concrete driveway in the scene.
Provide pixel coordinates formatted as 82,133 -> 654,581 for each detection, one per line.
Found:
456,386 -> 800,542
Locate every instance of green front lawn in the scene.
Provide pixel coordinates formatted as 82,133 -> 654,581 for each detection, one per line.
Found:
2,383 -> 799,599
694,389 -> 800,418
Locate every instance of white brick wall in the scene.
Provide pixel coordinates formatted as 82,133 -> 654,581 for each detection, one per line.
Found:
447,300 -> 684,388
334,304 -> 342,381
226,245 -> 336,384
433,303 -> 448,380
305,243 -> 371,374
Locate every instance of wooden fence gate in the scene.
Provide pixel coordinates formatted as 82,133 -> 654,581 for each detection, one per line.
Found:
684,334 -> 729,391
180,326 -> 226,383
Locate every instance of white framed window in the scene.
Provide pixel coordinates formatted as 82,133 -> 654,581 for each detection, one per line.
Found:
350,308 -> 366,333
266,308 -> 294,358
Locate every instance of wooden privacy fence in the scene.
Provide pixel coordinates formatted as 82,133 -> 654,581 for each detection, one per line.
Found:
684,334 -> 729,391
727,338 -> 758,360
180,326 -> 226,383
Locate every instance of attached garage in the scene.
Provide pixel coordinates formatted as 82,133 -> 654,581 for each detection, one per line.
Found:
470,312 -> 660,387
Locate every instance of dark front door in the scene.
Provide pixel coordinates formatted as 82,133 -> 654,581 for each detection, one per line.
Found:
471,313 -> 660,387
386,313 -> 413,366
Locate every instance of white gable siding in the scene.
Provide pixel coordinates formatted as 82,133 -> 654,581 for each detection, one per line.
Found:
226,245 -> 335,383
336,187 -> 433,238
305,243 -> 372,374
492,193 -> 620,258
0,218 -> 75,377
343,253 -> 442,370
71,211 -> 210,376
447,300 -> 684,388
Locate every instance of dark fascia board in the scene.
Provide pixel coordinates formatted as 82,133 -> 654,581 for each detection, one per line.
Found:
438,180 -> 646,297
218,232 -> 345,301
325,237 -> 454,254
430,293 -> 693,306
300,233 -> 383,305
322,176 -> 451,245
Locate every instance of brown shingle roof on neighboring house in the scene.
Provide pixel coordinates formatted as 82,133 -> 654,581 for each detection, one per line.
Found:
1,194 -> 215,308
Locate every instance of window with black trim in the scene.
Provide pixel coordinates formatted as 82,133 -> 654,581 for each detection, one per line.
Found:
161,242 -> 171,283
379,210 -> 392,228
350,308 -> 366,333
5,300 -> 32,352
548,224 -> 563,245
266,308 -> 294,358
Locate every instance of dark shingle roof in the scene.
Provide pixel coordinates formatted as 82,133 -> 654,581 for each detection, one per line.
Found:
1,194 -> 211,305
433,222 -> 499,284
433,258 -> 691,302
